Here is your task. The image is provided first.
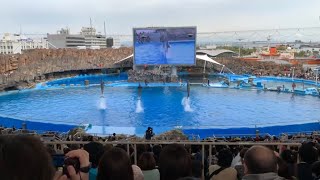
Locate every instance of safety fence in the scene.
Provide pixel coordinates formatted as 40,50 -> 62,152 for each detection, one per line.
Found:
44,141 -> 301,179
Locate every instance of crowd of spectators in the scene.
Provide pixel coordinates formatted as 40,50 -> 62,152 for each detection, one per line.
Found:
2,124 -> 320,180
217,59 -> 320,82
127,69 -> 175,83
126,60 -> 320,84
2,134 -> 320,180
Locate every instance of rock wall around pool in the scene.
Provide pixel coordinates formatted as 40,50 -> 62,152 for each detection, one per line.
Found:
0,48 -> 133,90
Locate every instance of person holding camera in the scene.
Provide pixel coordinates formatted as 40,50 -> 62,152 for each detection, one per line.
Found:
55,149 -> 91,180
145,127 -> 154,140
0,135 -> 90,180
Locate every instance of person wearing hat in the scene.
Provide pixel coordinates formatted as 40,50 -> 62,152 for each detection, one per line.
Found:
145,127 -> 154,140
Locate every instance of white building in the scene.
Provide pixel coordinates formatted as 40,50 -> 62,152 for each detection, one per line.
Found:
80,27 -> 107,48
112,38 -> 121,49
0,33 -> 48,54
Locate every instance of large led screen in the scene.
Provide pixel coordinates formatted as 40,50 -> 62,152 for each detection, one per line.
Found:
133,27 -> 196,65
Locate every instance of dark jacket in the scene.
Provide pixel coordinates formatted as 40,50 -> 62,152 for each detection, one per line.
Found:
242,172 -> 285,180
297,162 -> 313,180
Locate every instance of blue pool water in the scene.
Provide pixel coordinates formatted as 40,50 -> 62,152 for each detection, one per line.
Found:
0,74 -> 320,137
134,41 -> 195,65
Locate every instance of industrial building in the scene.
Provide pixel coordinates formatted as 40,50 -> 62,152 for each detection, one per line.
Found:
47,27 -> 108,49
80,27 -> 107,48
47,28 -> 86,49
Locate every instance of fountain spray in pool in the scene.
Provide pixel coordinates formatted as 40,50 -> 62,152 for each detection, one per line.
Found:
136,99 -> 144,113
98,80 -> 106,110
136,83 -> 144,113
98,97 -> 107,110
182,81 -> 193,112
182,97 -> 193,112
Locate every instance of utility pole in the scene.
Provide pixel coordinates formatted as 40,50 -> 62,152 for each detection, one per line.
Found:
104,21 -> 107,37
315,67 -> 319,86
104,21 -> 107,48
19,24 -> 22,53
19,24 -> 22,36
90,17 -> 93,47
267,35 -> 272,60
90,18 -> 93,35
237,38 -> 243,57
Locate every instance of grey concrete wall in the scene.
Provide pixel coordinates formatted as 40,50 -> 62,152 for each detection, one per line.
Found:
47,34 -> 67,48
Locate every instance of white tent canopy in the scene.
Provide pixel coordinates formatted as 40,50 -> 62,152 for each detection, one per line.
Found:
113,54 -> 233,74
114,54 -> 133,64
196,54 -> 234,74
112,52 -> 235,75
114,54 -> 223,66
196,54 -> 222,66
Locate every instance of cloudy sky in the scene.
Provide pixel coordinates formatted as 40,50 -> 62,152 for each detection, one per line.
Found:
1,0 -> 320,35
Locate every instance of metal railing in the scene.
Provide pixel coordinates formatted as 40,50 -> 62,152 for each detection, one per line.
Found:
45,140 -> 301,179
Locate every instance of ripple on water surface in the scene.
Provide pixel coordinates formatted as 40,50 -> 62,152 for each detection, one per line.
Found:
0,86 -> 319,130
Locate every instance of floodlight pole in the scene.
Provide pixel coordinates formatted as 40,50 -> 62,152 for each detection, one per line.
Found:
267,35 -> 271,60
203,60 -> 207,83
237,38 -> 243,57
316,69 -> 318,86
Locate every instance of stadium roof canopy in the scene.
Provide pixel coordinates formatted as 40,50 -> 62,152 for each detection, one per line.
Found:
114,49 -> 235,66
196,49 -> 237,57
196,54 -> 222,65
113,52 -> 233,73
114,54 -> 133,64
114,53 -> 222,66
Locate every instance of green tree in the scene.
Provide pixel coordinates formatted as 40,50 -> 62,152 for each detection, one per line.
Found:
313,51 -> 319,56
294,51 -> 306,57
277,45 -> 287,51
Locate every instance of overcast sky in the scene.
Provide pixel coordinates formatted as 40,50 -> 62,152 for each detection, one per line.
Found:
1,0 -> 320,35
